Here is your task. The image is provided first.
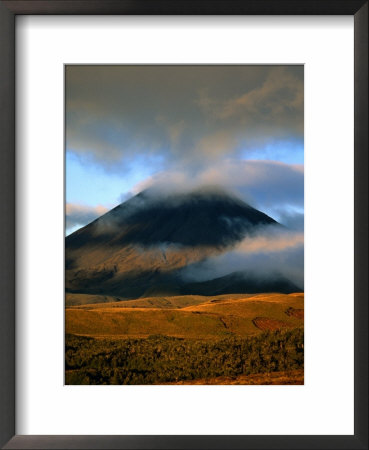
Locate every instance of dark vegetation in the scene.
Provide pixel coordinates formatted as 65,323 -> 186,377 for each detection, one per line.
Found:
65,328 -> 303,385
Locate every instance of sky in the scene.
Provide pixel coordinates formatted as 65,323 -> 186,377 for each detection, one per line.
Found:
66,65 -> 304,236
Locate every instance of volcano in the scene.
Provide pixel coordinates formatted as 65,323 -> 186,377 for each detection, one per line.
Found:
65,187 -> 301,301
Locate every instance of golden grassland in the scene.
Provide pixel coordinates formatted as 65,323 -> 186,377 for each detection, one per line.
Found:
65,292 -> 254,307
65,292 -> 304,339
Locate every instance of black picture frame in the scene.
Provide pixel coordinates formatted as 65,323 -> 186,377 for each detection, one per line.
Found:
0,1 -> 367,449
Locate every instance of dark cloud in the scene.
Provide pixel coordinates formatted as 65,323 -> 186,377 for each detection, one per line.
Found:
66,65 -> 303,171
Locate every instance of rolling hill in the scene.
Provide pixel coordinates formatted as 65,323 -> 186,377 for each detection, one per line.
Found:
65,292 -> 304,339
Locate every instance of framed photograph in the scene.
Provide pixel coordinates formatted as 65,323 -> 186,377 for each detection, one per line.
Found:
64,63 -> 305,388
0,1 -> 367,449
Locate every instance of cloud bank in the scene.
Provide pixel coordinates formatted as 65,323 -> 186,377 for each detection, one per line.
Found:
66,65 -> 303,171
180,225 -> 304,289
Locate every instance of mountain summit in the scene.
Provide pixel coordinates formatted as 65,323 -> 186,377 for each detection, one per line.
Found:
66,187 -> 299,300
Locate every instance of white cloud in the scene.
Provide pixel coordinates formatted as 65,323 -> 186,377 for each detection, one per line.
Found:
132,159 -> 304,213
181,225 -> 304,289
